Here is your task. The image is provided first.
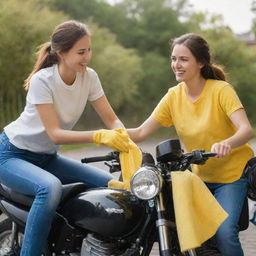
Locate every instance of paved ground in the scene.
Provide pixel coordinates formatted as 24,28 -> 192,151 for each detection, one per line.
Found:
61,139 -> 256,256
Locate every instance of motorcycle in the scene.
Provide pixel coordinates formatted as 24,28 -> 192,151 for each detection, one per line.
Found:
0,139 -> 248,256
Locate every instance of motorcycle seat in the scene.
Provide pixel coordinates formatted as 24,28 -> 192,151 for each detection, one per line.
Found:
0,182 -> 87,208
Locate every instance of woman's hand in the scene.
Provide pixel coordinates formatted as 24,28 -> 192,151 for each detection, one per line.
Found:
211,109 -> 254,158
211,141 -> 232,158
93,129 -> 129,152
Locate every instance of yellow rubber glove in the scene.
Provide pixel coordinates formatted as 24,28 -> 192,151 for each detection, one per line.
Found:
93,129 -> 129,152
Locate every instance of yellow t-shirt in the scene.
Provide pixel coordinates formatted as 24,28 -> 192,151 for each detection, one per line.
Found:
152,79 -> 253,183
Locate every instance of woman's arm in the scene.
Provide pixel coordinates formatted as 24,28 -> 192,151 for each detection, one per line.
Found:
36,95 -> 123,145
36,96 -> 128,149
36,104 -> 95,144
128,116 -> 161,142
91,95 -> 125,129
211,108 -> 254,158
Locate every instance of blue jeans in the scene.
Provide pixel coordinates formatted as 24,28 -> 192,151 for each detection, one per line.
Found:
0,132 -> 113,256
206,175 -> 248,256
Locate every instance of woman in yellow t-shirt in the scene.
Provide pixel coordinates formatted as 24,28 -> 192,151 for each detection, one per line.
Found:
128,33 -> 254,256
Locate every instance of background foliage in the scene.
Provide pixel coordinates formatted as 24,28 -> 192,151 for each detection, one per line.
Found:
1,0 -> 256,131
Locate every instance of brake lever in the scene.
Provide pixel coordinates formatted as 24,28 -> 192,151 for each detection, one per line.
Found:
191,150 -> 217,165
179,154 -> 193,171
178,150 -> 216,170
105,162 -> 121,173
180,150 -> 204,167
191,150 -> 205,164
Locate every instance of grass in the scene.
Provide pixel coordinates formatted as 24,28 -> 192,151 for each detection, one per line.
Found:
59,143 -> 92,151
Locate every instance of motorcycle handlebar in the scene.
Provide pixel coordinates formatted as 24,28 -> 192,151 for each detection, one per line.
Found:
81,149 -> 216,165
186,150 -> 217,158
202,152 -> 217,158
184,150 -> 217,165
81,152 -> 119,163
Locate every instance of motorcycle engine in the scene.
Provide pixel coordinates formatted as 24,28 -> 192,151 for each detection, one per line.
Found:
81,233 -> 139,256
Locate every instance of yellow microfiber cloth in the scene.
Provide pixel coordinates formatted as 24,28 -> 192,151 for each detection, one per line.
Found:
171,170 -> 228,252
108,130 -> 142,190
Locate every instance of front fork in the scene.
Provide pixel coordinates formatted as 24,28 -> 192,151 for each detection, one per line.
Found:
155,193 -> 197,256
155,192 -> 173,256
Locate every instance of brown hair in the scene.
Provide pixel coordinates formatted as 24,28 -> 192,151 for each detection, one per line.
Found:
24,20 -> 90,90
170,33 -> 226,81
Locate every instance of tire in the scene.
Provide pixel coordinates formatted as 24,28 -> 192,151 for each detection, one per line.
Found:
182,249 -> 198,256
195,238 -> 221,256
195,247 -> 221,256
0,217 -> 23,256
179,247 -> 221,256
0,217 -> 51,256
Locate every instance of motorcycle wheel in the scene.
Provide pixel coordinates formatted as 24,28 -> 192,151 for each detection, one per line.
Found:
182,250 -> 198,256
0,217 -> 52,256
0,217 -> 23,256
195,238 -> 221,256
195,246 -> 221,256
182,248 -> 221,256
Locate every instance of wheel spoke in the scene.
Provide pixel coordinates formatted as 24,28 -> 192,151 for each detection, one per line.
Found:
0,221 -> 23,256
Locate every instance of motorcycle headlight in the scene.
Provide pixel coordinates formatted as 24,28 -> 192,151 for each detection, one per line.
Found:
131,166 -> 162,200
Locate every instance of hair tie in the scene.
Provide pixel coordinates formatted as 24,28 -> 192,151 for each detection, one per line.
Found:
49,45 -> 56,56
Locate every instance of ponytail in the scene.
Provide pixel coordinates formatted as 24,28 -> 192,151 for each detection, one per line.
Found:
201,63 -> 227,81
23,42 -> 58,91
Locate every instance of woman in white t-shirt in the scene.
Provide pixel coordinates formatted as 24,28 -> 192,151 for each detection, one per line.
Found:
0,20 -> 129,256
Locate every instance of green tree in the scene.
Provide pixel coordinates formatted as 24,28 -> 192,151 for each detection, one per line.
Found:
134,52 -> 173,118
204,28 -> 256,123
78,23 -> 143,127
89,23 -> 142,112
0,0 -> 143,129
0,0 -> 66,129
252,0 -> 256,35
45,0 -> 191,57
102,0 -> 191,57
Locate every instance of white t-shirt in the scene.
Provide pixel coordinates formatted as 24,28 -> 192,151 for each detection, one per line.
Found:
4,64 -> 104,153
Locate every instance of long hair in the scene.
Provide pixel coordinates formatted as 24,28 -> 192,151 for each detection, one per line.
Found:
24,20 -> 90,90
170,33 -> 226,81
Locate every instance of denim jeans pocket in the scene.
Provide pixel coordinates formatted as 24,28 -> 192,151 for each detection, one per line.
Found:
0,132 -> 9,151
0,132 -> 7,144
0,132 -> 24,153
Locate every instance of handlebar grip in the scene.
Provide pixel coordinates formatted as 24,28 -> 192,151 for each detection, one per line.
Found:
81,156 -> 110,163
81,152 -> 119,163
188,150 -> 217,165
202,152 -> 217,157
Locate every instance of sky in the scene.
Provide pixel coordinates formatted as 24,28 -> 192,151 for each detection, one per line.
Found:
188,0 -> 254,34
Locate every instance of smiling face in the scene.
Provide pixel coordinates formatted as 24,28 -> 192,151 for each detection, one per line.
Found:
171,44 -> 203,84
58,35 -> 92,77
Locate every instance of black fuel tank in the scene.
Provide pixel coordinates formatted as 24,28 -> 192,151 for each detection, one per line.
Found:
60,188 -> 147,238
